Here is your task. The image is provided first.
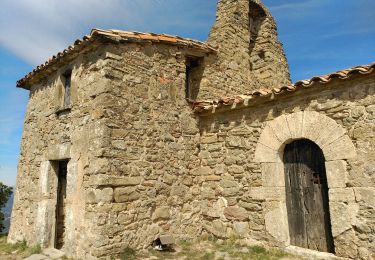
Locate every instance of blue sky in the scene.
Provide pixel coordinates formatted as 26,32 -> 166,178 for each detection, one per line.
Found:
0,0 -> 374,186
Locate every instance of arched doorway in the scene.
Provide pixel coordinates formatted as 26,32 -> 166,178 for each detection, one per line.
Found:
283,139 -> 334,253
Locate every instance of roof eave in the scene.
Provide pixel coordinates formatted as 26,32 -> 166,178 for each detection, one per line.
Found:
16,29 -> 217,90
193,62 -> 375,116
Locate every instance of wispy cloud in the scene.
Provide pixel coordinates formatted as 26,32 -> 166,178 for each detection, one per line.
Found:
268,0 -> 318,11
0,0 -> 215,65
322,27 -> 375,39
0,0 -> 132,65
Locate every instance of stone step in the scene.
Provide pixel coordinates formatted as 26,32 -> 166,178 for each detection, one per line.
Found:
23,254 -> 50,260
285,246 -> 349,260
42,248 -> 65,260
24,248 -> 66,260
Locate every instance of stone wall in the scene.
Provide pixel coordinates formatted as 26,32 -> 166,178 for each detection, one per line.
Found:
8,0 -> 374,259
60,43 -> 206,258
10,32 -> 290,258
8,45 -> 116,258
197,74 -> 375,259
197,0 -> 291,100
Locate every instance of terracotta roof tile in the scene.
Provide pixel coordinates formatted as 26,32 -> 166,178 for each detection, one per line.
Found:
192,62 -> 375,114
17,28 -> 216,89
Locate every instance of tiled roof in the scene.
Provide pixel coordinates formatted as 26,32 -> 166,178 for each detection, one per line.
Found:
17,29 -> 216,89
192,62 -> 375,114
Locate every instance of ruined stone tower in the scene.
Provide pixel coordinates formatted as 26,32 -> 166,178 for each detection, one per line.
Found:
8,0 -> 375,259
197,0 -> 291,99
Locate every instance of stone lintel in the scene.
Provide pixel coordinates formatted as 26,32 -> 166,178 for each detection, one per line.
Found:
45,144 -> 71,161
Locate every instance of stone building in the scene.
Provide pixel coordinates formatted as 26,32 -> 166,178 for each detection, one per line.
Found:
8,0 -> 374,259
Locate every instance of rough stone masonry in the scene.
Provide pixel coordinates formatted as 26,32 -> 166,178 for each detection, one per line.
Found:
8,0 -> 375,259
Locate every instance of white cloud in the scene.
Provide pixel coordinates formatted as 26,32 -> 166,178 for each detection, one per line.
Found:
0,0 -> 128,64
0,0 -> 215,65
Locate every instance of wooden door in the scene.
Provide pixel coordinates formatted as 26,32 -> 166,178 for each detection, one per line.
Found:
283,139 -> 334,253
55,160 -> 68,249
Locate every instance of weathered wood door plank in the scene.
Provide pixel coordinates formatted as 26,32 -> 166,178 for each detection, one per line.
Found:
284,139 -> 334,253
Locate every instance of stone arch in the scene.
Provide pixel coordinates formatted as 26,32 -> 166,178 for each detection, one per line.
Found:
254,111 -> 356,163
253,111 -> 357,250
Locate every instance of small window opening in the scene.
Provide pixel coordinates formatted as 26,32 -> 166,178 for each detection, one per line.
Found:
259,50 -> 266,60
249,2 -> 267,52
185,57 -> 203,100
249,2 -> 266,40
62,70 -> 72,109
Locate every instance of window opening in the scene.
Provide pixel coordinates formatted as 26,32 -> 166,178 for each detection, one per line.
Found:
249,2 -> 267,66
185,57 -> 202,100
62,70 -> 72,109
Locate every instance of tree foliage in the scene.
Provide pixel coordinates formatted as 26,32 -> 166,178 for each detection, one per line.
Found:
0,182 -> 12,233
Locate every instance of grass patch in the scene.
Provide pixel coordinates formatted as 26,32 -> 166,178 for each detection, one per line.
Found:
200,251 -> 215,260
144,236 -> 295,260
29,244 -> 42,255
0,234 -> 296,260
0,235 -> 41,258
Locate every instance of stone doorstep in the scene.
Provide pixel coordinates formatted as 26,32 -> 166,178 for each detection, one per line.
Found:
42,248 -> 66,259
285,246 -> 349,260
24,248 -> 66,260
24,254 -> 50,260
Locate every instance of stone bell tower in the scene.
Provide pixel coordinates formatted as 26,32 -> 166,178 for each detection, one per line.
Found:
198,0 -> 291,99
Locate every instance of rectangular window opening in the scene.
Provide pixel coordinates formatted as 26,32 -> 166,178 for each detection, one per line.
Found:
62,70 -> 72,109
185,57 -> 203,100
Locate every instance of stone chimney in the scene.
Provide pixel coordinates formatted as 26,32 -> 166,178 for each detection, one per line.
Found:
198,0 -> 291,99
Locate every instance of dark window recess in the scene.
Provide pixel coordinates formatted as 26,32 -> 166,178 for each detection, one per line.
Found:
63,70 -> 72,109
185,57 -> 203,100
55,160 -> 68,250
249,2 -> 266,41
249,2 -> 266,54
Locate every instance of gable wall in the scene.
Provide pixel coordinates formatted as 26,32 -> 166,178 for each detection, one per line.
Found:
8,46 -> 116,258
